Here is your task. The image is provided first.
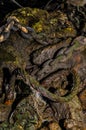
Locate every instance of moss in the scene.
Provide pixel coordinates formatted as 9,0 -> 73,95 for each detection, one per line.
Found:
4,7 -> 77,39
6,7 -> 48,27
33,21 -> 44,32
28,69 -> 80,102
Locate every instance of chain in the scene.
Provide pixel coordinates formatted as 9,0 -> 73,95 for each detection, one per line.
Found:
0,15 -> 86,49
0,16 -> 34,43
0,16 -> 86,103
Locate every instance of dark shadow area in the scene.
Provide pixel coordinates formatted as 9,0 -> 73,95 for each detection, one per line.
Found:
37,121 -> 49,130
59,119 -> 66,130
1,68 -> 11,98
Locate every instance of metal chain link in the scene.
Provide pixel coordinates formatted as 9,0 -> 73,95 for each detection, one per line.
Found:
0,16 -> 32,43
0,16 -> 86,58
0,16 -> 86,103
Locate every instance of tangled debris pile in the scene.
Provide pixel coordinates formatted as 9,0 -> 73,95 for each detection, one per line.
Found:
0,1 -> 86,130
